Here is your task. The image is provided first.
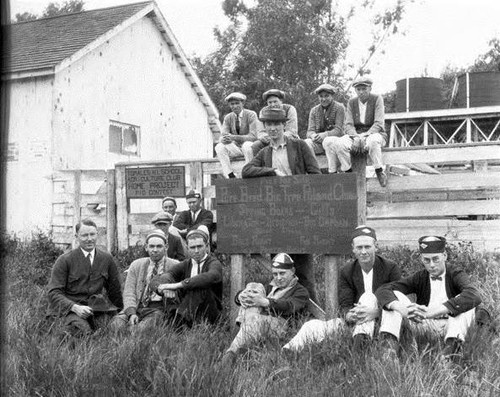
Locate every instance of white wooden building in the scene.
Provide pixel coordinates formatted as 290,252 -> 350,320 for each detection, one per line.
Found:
2,1 -> 220,237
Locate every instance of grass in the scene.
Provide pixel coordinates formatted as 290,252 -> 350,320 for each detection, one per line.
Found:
2,233 -> 500,396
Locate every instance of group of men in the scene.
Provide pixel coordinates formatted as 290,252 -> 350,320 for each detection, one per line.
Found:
215,77 -> 388,187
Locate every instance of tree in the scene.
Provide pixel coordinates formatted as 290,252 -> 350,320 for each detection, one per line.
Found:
14,0 -> 84,22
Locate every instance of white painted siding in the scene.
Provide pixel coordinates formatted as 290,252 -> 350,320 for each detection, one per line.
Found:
52,16 -> 214,171
5,76 -> 54,234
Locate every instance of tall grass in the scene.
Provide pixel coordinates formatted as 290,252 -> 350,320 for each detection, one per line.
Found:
3,234 -> 500,396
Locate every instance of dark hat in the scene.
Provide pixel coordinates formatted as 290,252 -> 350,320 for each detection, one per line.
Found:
351,225 -> 377,241
151,211 -> 173,225
262,89 -> 285,101
88,294 -> 118,313
314,83 -> 335,95
146,229 -> 167,244
418,236 -> 446,253
225,92 -> 246,102
186,190 -> 202,200
162,196 -> 177,206
271,253 -> 294,270
186,227 -> 209,242
352,76 -> 373,88
259,108 -> 288,122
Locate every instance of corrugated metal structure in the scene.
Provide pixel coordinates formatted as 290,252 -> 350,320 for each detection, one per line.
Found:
456,71 -> 500,108
395,77 -> 446,112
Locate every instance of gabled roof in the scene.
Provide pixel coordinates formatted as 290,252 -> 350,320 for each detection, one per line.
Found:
2,1 -> 220,130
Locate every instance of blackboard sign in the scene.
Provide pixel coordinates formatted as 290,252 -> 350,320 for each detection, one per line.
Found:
216,174 -> 358,254
125,166 -> 185,198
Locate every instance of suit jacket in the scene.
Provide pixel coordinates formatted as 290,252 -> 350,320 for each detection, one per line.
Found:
306,101 -> 345,139
221,109 -> 258,144
345,93 -> 387,140
150,254 -> 223,310
47,248 -> 123,316
375,264 -> 482,316
167,233 -> 186,261
242,136 -> 321,178
173,208 -> 214,234
339,255 -> 401,315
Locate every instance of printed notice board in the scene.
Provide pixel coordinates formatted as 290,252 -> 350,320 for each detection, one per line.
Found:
125,166 -> 185,198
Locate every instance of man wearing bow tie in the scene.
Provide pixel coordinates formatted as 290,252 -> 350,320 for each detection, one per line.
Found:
376,236 -> 483,359
153,228 -> 223,325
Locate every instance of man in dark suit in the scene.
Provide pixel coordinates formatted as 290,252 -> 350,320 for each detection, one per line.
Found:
173,190 -> 214,239
151,211 -> 186,261
376,236 -> 483,359
283,226 -> 401,352
152,228 -> 223,325
47,219 -> 123,336
242,107 -> 320,300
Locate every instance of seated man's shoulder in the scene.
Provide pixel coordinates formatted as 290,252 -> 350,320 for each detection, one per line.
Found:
243,108 -> 258,117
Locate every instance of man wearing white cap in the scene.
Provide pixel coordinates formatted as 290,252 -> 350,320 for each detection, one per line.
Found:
305,83 -> 347,173
222,253 -> 309,365
215,92 -> 258,178
110,230 -> 179,331
283,226 -> 401,353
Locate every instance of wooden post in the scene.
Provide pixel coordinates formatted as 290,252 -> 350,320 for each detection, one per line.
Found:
230,254 -> 245,328
72,170 -> 82,249
352,155 -> 367,224
115,165 -> 128,251
106,169 -> 116,253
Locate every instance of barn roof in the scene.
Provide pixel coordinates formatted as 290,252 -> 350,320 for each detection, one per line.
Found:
2,1 -> 220,130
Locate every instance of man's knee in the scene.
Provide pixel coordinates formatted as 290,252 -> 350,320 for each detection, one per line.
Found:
215,142 -> 227,155
358,292 -> 378,308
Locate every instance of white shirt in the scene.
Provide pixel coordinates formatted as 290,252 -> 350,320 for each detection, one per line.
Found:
271,141 -> 292,176
358,100 -> 367,125
81,248 -> 95,265
429,270 -> 448,305
362,268 -> 374,294
191,209 -> 201,223
190,254 -> 208,277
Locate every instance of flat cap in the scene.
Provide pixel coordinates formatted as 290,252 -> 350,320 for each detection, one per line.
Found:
186,227 -> 209,242
162,196 -> 177,206
262,89 -> 285,101
225,92 -> 246,102
151,211 -> 173,225
259,108 -> 288,122
352,76 -> 373,88
314,83 -> 335,95
418,236 -> 446,253
271,253 -> 294,270
146,229 -> 167,244
186,189 -> 202,200
351,225 -> 377,241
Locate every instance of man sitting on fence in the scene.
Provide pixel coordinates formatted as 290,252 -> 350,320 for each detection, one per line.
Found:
375,236 -> 487,361
282,226 -> 401,353
47,219 -> 123,337
110,230 -> 179,332
215,92 -> 258,178
242,108 -> 320,301
173,190 -> 214,240
152,227 -> 223,326
222,253 -> 309,366
151,211 -> 186,261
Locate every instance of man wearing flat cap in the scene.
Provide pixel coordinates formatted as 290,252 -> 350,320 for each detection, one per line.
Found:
151,211 -> 186,261
162,196 -> 178,223
47,219 -> 123,337
222,253 -> 309,364
242,108 -> 320,300
153,228 -> 223,325
173,190 -> 214,239
283,226 -> 401,352
252,89 -> 299,156
375,235 -> 484,359
335,76 -> 388,186
110,230 -> 179,331
215,92 -> 259,178
305,83 -> 347,173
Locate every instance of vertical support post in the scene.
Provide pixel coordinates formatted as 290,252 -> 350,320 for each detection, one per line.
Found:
72,170 -> 82,249
466,72 -> 470,109
230,254 -> 245,329
115,165 -> 129,251
324,255 -> 341,318
466,118 -> 472,143
106,169 -> 116,253
389,123 -> 396,148
423,120 -> 429,146
352,155 -> 367,224
405,77 -> 410,112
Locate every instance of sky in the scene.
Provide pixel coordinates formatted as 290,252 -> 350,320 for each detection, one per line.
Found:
8,0 -> 500,94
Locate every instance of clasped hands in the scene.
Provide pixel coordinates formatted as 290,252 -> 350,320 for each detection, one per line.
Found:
239,290 -> 269,308
157,283 -> 177,299
346,303 -> 379,324
351,133 -> 369,155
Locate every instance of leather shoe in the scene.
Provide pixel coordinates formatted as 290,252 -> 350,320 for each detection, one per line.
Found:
376,170 -> 387,187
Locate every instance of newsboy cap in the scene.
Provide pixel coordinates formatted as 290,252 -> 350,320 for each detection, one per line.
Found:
259,108 -> 288,122
225,92 -> 246,102
351,225 -> 377,241
271,253 -> 294,270
162,196 -> 177,206
262,89 -> 285,101
314,83 -> 336,95
418,236 -> 446,253
146,229 -> 167,244
352,76 -> 373,88
186,189 -> 202,200
151,211 -> 173,225
186,227 -> 209,243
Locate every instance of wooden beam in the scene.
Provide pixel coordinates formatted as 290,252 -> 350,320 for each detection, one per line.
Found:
115,166 -> 129,251
385,105 -> 500,121
72,170 -> 81,249
324,255 -> 341,319
106,169 -> 117,253
230,254 -> 245,329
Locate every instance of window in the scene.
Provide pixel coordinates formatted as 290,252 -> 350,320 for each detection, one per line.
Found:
109,120 -> 140,155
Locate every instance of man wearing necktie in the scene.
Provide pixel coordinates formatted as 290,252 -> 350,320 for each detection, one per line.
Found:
215,92 -> 259,178
47,219 -> 123,336
153,228 -> 223,326
376,236 -> 486,360
110,230 -> 179,331
173,190 -> 214,240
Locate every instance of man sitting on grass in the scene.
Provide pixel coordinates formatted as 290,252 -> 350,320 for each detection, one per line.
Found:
222,253 -> 309,365
375,235 -> 487,361
47,219 -> 123,337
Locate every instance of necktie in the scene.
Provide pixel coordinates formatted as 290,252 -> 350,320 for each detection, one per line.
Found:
191,211 -> 196,224
143,261 -> 160,306
86,253 -> 92,267
431,276 -> 442,281
235,116 -> 240,134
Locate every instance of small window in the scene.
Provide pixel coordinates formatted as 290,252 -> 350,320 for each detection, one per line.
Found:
109,120 -> 140,155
